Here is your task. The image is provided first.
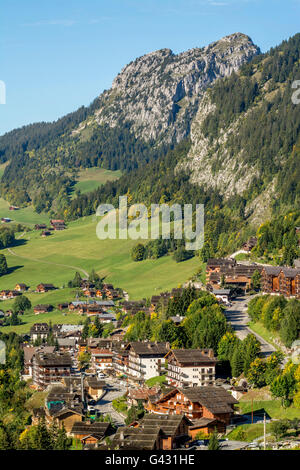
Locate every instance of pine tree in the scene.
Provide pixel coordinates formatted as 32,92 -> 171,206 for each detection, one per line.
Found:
0,254 -> 8,276
231,345 -> 244,377
53,424 -> 72,450
208,429 -> 220,450
35,418 -> 53,450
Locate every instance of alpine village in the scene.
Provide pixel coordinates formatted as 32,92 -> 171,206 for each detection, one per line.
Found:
0,27 -> 300,453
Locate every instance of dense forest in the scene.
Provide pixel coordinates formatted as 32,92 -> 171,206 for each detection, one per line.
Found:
201,33 -> 300,211
248,295 -> 300,348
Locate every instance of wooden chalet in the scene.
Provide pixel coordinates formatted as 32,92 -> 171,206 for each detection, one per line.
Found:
86,377 -> 105,399
206,258 -> 263,291
188,418 -> 219,437
50,219 -> 66,231
33,304 -> 53,314
46,405 -> 84,433
15,283 -> 28,291
126,386 -> 161,407
112,342 -> 130,375
146,386 -> 238,433
32,351 -> 72,389
242,237 -> 257,252
71,422 -> 113,447
36,283 -> 56,293
41,230 -> 51,237
0,290 -> 22,299
278,268 -> 300,298
23,345 -> 55,376
108,414 -> 191,450
261,266 -> 300,299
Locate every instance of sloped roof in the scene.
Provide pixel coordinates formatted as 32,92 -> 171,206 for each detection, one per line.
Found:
263,266 -> 282,276
140,413 -> 190,436
71,421 -> 110,436
112,426 -> 162,450
34,351 -> 72,366
179,386 -> 238,414
130,342 -> 169,356
166,349 -> 216,364
189,417 -> 218,429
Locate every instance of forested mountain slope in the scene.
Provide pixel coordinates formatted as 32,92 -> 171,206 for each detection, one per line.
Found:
178,33 -> 300,223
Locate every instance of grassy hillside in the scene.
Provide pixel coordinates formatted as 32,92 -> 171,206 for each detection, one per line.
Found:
0,215 -> 201,300
72,168 -> 122,197
0,197 -> 49,226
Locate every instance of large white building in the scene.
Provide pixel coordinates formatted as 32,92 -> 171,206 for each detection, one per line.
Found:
165,349 -> 217,388
127,342 -> 170,382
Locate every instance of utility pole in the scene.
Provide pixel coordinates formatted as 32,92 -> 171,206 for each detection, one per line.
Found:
81,371 -> 85,404
264,413 -> 266,450
251,398 -> 253,424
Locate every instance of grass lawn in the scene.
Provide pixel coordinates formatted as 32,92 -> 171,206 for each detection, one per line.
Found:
248,321 -> 280,350
72,168 -> 122,197
25,391 -> 48,411
1,216 -> 201,300
145,375 -> 167,387
238,398 -> 300,420
227,422 -> 272,442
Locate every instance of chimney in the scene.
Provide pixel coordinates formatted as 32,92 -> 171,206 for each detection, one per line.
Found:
120,430 -> 124,441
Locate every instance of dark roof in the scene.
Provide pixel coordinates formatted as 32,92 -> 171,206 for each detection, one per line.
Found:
167,349 -> 216,364
37,283 -> 55,288
207,258 -> 236,267
86,377 -> 106,389
48,404 -> 83,418
179,386 -> 238,414
30,323 -> 50,333
263,266 -> 282,276
280,267 -> 300,278
130,342 -> 169,356
112,426 -> 162,450
47,385 -> 77,402
140,413 -> 190,436
189,417 -> 218,429
33,351 -> 72,366
71,422 -> 111,437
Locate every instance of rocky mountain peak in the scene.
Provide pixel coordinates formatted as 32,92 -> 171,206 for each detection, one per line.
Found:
85,33 -> 260,143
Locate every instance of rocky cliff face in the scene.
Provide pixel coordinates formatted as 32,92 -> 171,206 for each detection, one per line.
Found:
76,33 -> 260,144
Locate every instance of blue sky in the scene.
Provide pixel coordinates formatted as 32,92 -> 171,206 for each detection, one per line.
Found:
0,0 -> 299,135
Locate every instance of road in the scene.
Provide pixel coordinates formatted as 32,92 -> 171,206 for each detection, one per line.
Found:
95,378 -> 127,426
224,296 -> 276,357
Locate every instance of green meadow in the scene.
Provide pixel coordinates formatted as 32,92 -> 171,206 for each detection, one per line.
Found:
1,215 -> 201,300
72,167 -> 122,197
0,197 -> 49,226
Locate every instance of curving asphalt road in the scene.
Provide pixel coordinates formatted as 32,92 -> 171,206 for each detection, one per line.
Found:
224,296 -> 277,357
